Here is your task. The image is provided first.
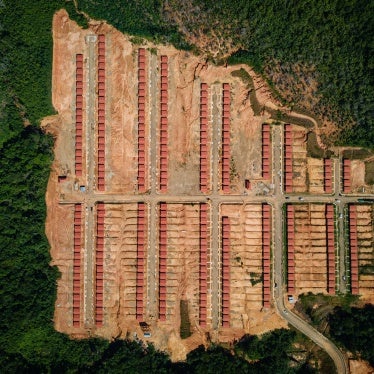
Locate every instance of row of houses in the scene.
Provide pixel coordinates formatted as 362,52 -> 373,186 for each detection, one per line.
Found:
262,204 -> 271,307
284,124 -> 293,193
159,56 -> 169,192
262,124 -> 271,179
95,202 -> 105,325
75,54 -> 84,176
158,203 -> 168,320
97,35 -> 106,191
199,203 -> 209,326
221,84 -> 231,193
200,83 -> 209,193
221,216 -> 231,327
136,202 -> 147,320
326,205 -> 336,294
349,205 -> 359,294
137,49 -> 147,192
73,203 -> 83,326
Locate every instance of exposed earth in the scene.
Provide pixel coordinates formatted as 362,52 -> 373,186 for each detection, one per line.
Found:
44,9 -> 374,363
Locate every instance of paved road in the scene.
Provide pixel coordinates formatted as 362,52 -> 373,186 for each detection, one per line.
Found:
83,34 -> 97,328
334,154 -> 347,293
146,52 -> 159,320
61,190 -> 366,207
271,125 -> 348,374
210,83 -> 221,329
275,297 -> 349,374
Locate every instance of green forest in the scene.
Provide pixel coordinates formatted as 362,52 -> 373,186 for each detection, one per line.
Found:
329,304 -> 374,366
0,0 -> 373,371
75,0 -> 374,148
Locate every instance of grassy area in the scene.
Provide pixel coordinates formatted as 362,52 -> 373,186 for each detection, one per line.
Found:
342,148 -> 374,160
179,300 -> 192,339
295,293 -> 360,327
306,132 -> 334,158
249,272 -> 263,287
365,161 -> 374,185
291,329 -> 337,374
231,68 -> 262,116
266,108 -> 315,129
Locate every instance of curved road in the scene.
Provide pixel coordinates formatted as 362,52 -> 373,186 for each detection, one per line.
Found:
273,281 -> 348,374
272,126 -> 348,374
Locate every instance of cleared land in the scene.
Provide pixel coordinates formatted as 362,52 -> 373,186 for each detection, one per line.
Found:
349,204 -> 374,299
45,10 -> 374,361
47,10 -> 284,360
286,203 -> 335,296
284,124 -> 327,194
220,204 -> 271,329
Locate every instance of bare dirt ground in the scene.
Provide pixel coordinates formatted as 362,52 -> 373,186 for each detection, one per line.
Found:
45,9 -> 373,362
45,10 -> 283,360
350,160 -> 374,194
219,203 -> 287,333
355,204 -> 374,302
288,125 -> 327,194
292,204 -> 329,296
349,359 -> 374,374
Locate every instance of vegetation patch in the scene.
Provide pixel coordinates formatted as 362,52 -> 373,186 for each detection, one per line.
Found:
343,148 -> 374,160
231,68 -> 262,115
306,132 -> 333,158
267,108 -> 314,128
359,264 -> 374,275
328,304 -> 374,366
296,292 -> 360,326
229,157 -> 238,181
291,330 -> 337,373
249,272 -> 263,287
179,300 -> 192,339
226,0 -> 373,147
365,161 -> 374,185
294,291 -> 372,366
1,0 -> 372,370
129,36 -> 147,45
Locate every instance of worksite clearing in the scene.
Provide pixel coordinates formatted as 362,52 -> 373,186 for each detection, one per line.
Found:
44,10 -> 374,360
286,203 -> 336,296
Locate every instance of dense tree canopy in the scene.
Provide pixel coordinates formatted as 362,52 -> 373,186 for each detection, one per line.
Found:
329,304 -> 374,366
0,0 -> 372,371
76,0 -> 374,146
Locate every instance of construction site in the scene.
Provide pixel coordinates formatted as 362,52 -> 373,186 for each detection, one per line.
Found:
286,203 -> 336,296
44,10 -> 374,360
284,124 -> 332,194
347,204 -> 374,297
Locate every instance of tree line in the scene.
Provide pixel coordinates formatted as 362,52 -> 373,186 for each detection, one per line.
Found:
0,0 -> 372,371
